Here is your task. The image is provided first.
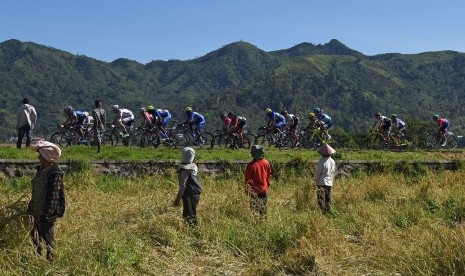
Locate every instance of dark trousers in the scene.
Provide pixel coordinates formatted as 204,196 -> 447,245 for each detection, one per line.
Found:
17,124 -> 31,148
250,193 -> 268,217
31,219 -> 55,261
317,186 -> 331,213
182,195 -> 200,226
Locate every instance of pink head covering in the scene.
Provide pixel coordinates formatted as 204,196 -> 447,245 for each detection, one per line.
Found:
317,144 -> 336,156
33,140 -> 61,162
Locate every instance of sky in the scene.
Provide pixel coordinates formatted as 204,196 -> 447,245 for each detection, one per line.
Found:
1,0 -> 465,64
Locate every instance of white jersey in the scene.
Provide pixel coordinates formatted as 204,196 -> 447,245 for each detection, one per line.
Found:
117,108 -> 134,120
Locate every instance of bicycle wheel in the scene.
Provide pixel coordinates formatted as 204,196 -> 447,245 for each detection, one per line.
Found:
424,133 -> 439,149
50,132 -> 69,147
197,132 -> 214,148
210,134 -> 226,149
276,135 -> 294,150
446,135 -> 458,149
246,133 -> 257,145
238,135 -> 252,149
255,133 -> 274,147
301,132 -> 320,149
101,133 -> 112,146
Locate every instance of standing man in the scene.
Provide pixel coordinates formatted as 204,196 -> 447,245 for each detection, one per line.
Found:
315,144 -> 336,213
245,145 -> 272,217
92,100 -> 106,153
16,98 -> 37,149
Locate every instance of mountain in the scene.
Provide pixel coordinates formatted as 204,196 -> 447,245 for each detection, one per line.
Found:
1,38 -> 465,140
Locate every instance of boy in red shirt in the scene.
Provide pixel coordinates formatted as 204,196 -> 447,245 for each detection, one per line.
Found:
245,145 -> 272,217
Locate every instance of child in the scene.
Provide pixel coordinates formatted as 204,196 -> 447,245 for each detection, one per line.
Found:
173,147 -> 202,226
245,145 -> 272,217
315,144 -> 336,213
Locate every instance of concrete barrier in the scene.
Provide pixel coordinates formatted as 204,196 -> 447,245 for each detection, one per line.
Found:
0,159 -> 461,178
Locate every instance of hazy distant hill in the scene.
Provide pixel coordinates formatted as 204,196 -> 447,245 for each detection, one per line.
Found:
1,38 -> 465,139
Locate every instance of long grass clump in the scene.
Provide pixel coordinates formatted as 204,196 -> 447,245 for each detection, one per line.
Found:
2,166 -> 465,275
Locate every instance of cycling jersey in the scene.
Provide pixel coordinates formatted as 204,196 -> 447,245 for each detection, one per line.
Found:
187,112 -> 206,130
285,114 -> 300,131
392,118 -> 406,129
231,116 -> 247,132
222,117 -> 233,130
437,118 -> 450,131
317,113 -> 332,129
75,111 -> 89,125
115,108 -> 134,126
153,109 -> 171,127
267,112 -> 286,128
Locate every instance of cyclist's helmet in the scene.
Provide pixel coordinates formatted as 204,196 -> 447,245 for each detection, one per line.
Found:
265,108 -> 272,114
219,113 -> 226,119
281,110 -> 288,116
139,107 -> 146,112
112,105 -> 119,110
308,112 -> 315,119
227,111 -> 235,118
146,105 -> 154,111
185,106 -> 193,114
313,107 -> 321,115
391,114 -> 397,120
64,106 -> 73,112
374,112 -> 381,118
432,114 -> 439,121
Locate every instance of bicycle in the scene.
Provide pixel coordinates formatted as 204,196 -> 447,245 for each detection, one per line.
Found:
210,128 -> 253,150
255,126 -> 295,150
424,130 -> 457,150
50,125 -> 80,147
300,125 -> 333,149
139,121 -> 183,148
367,129 -> 410,150
174,123 -> 214,148
107,124 -> 138,147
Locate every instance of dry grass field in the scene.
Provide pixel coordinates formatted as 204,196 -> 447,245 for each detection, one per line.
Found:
2,160 -> 465,275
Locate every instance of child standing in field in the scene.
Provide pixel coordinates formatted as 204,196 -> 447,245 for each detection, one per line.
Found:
174,147 -> 202,226
315,144 -> 336,213
245,145 -> 272,217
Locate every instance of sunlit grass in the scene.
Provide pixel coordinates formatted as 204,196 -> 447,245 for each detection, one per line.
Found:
2,167 -> 465,274
1,144 -> 463,162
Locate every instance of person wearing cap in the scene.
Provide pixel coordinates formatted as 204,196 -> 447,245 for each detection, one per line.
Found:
27,141 -> 66,262
16,97 -> 37,149
315,144 -> 336,213
245,145 -> 272,217
174,147 -> 202,226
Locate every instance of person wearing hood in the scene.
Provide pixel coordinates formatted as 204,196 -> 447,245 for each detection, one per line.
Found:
245,145 -> 272,217
174,147 -> 202,226
315,144 -> 336,213
27,141 -> 65,262
16,98 -> 37,149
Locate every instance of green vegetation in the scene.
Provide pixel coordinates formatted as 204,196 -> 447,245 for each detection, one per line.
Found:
2,39 -> 465,141
2,162 -> 465,274
0,144 -> 464,162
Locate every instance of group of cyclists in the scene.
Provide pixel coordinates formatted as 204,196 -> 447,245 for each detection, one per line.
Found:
58,102 -> 451,149
371,112 -> 451,147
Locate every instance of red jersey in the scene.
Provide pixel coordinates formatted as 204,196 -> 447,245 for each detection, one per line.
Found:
222,117 -> 232,129
245,159 -> 272,195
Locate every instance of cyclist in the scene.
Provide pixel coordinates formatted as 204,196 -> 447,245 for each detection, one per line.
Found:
138,107 -> 153,128
390,114 -> 406,146
228,111 -> 247,139
219,113 -> 232,132
433,114 -> 449,147
183,107 -> 206,138
146,106 -> 172,139
281,110 -> 300,133
265,108 -> 286,132
313,107 -> 332,141
61,106 -> 89,141
372,112 -> 391,143
111,105 -> 134,136
303,112 -> 318,131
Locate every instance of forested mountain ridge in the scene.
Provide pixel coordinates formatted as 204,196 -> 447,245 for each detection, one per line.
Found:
1,38 -> 465,140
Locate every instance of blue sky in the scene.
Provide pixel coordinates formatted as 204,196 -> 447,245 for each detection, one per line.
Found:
1,0 -> 464,64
